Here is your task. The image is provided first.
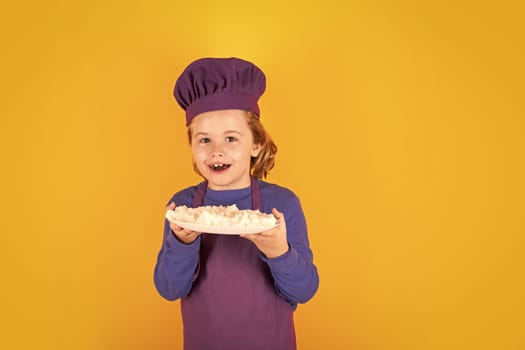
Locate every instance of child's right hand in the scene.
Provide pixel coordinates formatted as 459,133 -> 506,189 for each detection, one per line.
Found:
167,202 -> 201,244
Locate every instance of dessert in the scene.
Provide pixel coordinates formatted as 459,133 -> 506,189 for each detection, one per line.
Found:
165,204 -> 277,229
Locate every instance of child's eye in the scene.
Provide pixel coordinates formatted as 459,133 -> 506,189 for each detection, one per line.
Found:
198,137 -> 211,144
225,136 -> 237,143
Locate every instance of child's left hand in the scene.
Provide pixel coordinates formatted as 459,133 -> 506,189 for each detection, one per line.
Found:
240,208 -> 289,259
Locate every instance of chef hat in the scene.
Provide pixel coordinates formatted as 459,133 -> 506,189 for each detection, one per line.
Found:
174,57 -> 266,125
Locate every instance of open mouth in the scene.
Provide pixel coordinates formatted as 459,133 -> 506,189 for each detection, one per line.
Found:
209,163 -> 231,172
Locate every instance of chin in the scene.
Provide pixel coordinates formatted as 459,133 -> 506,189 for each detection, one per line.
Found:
209,176 -> 250,190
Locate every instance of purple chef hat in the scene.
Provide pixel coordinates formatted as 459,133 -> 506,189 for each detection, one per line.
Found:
174,57 -> 266,126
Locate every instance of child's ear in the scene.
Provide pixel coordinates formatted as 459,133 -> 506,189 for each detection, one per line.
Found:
251,144 -> 262,157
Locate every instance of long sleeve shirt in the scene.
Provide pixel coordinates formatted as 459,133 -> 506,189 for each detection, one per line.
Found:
154,180 -> 319,350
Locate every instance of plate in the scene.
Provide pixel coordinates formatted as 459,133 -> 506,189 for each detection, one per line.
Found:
167,219 -> 278,235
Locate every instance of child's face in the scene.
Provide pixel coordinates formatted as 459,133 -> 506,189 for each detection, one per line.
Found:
189,109 -> 261,190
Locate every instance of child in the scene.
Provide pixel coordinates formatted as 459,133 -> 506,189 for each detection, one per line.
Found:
153,57 -> 319,350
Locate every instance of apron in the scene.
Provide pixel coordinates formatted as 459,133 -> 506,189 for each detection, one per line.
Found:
181,176 -> 296,350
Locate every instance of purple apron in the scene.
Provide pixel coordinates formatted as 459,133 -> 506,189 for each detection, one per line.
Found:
181,177 -> 296,350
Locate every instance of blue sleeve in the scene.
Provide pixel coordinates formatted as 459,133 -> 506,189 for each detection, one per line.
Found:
153,218 -> 201,301
260,194 -> 319,307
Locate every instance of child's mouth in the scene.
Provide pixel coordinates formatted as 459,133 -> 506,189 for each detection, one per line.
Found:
209,163 -> 231,172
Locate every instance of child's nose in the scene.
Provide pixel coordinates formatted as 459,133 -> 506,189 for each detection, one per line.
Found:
211,145 -> 224,157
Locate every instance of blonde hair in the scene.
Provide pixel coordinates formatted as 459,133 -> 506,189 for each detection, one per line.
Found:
187,111 -> 277,179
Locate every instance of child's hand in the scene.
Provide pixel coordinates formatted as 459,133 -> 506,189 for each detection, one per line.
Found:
240,208 -> 289,259
167,202 -> 201,244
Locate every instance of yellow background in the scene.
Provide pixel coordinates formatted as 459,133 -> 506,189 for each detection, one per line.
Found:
2,1 -> 524,349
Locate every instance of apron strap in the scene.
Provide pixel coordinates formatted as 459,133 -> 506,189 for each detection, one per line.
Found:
250,177 -> 262,211
192,181 -> 207,208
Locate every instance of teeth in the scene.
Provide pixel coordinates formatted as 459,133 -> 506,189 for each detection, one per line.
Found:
213,164 -> 224,168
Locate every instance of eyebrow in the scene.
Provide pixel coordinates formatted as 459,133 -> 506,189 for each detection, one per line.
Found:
193,130 -> 243,138
192,132 -> 208,138
223,130 -> 243,135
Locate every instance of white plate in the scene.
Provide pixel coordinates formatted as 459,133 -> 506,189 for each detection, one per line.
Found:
167,219 -> 278,235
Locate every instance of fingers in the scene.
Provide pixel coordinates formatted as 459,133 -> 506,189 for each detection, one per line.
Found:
165,202 -> 200,244
169,222 -> 197,236
240,228 -> 273,241
239,233 -> 255,241
272,208 -> 286,230
239,233 -> 267,246
240,228 -> 289,259
169,222 -> 182,232
170,223 -> 201,244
